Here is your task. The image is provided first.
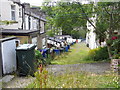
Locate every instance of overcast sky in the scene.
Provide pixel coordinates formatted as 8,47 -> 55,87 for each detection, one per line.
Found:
20,0 -> 61,6
20,0 -> 44,6
20,0 -> 119,6
20,0 -> 88,6
20,0 -> 100,6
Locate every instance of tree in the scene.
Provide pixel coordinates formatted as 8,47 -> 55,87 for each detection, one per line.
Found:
42,1 -> 89,37
42,1 -> 120,59
94,2 -> 120,59
78,2 -> 120,59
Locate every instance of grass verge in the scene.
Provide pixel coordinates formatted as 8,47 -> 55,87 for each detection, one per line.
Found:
26,71 -> 119,88
51,43 -> 108,65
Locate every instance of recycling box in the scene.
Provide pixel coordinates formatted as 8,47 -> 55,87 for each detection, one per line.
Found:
39,48 -> 50,58
16,44 -> 36,76
53,49 -> 60,55
67,45 -> 70,49
65,46 -> 68,52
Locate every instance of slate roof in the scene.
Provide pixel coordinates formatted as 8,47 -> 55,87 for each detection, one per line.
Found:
48,37 -> 65,43
0,36 -> 17,42
1,29 -> 39,36
55,35 -> 72,38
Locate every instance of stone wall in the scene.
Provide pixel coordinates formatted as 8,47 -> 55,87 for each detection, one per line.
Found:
111,59 -> 120,74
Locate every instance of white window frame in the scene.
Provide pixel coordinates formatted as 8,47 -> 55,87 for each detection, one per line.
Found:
19,8 -> 22,18
42,38 -> 46,47
40,21 -> 45,33
11,5 -> 16,21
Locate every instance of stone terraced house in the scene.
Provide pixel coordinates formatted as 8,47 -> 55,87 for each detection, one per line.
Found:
0,0 -> 47,49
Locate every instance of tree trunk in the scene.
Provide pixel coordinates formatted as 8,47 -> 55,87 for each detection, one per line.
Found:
107,45 -> 112,60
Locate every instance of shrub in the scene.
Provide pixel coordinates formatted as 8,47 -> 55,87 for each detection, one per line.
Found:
86,46 -> 109,61
111,35 -> 120,59
35,50 -> 42,60
45,54 -> 52,64
35,50 -> 53,66
35,50 -> 45,66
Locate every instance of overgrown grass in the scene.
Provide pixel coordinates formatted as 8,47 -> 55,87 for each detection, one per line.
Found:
26,71 -> 119,88
26,43 -> 119,88
51,43 -> 102,65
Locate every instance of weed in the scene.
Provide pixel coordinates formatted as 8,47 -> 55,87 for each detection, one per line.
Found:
26,70 -> 119,88
31,64 -> 48,88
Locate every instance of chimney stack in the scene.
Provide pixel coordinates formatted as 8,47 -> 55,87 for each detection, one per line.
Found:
23,3 -> 30,10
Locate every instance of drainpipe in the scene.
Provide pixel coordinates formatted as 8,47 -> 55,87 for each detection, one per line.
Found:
39,19 -> 41,33
0,42 -> 3,78
28,15 -> 31,30
21,5 -> 25,29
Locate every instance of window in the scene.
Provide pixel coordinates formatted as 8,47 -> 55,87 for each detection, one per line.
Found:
88,23 -> 91,27
33,19 -> 37,30
40,21 -> 45,33
42,38 -> 46,47
32,37 -> 37,45
88,24 -> 91,27
11,5 -> 16,20
37,20 -> 39,30
33,19 -> 39,30
19,8 -> 22,18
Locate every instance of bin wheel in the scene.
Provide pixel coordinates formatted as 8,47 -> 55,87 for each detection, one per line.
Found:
16,70 -> 20,76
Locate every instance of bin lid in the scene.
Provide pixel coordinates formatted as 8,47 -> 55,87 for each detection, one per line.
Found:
16,44 -> 36,50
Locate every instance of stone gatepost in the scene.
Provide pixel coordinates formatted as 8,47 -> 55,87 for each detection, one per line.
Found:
111,59 -> 120,74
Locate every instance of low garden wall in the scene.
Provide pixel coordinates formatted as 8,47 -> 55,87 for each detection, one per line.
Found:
111,59 -> 120,74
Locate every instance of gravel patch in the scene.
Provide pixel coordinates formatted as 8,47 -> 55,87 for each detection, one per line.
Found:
2,62 -> 110,88
2,75 -> 14,83
46,62 -> 111,75
3,76 -> 35,88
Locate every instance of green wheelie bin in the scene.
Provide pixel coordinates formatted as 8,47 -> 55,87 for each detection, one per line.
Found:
16,44 -> 36,76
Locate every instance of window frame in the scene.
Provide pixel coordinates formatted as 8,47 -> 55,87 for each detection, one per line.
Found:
11,5 -> 16,21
